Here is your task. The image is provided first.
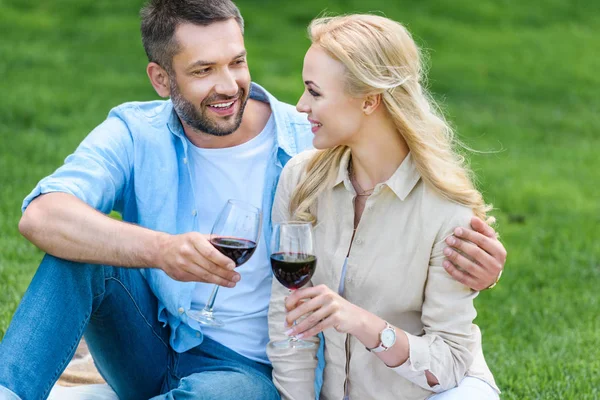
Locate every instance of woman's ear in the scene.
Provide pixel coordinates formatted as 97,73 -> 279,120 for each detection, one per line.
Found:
147,62 -> 171,98
362,93 -> 381,115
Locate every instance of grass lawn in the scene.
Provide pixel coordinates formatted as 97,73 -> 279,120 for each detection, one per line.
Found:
1,0 -> 599,398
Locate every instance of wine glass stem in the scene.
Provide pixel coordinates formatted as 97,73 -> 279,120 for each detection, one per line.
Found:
287,289 -> 301,343
203,284 -> 221,313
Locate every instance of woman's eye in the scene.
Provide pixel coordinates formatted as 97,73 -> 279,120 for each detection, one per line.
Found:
234,59 -> 246,65
308,89 -> 320,97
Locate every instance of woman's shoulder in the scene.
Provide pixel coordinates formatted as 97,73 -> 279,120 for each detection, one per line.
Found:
280,149 -> 320,181
285,149 -> 320,169
418,183 -> 475,233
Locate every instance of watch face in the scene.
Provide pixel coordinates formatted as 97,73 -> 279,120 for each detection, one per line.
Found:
381,328 -> 396,347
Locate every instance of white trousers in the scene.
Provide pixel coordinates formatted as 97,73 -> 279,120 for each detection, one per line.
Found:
45,377 -> 498,400
429,377 -> 499,400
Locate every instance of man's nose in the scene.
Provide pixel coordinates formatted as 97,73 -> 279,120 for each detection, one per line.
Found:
215,68 -> 239,97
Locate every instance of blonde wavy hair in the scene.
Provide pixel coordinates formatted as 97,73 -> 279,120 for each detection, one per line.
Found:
289,14 -> 494,224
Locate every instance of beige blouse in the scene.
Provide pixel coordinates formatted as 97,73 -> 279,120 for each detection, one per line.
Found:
267,149 -> 499,400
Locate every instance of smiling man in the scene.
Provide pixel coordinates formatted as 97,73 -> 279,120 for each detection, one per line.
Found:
0,1 -> 506,399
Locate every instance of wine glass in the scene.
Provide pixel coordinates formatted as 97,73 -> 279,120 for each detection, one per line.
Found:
187,199 -> 262,327
269,222 -> 317,349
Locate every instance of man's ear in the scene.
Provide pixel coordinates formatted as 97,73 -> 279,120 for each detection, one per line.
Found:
362,93 -> 381,116
147,62 -> 171,98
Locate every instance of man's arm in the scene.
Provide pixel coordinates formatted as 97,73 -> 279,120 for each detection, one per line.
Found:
19,192 -> 239,287
443,216 -> 507,291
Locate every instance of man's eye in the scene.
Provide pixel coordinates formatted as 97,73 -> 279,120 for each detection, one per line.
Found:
194,69 -> 210,75
234,59 -> 246,65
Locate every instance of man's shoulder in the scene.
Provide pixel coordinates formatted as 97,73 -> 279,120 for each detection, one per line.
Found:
107,99 -> 173,128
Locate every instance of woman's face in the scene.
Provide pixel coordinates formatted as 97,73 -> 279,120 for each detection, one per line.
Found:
296,45 -> 365,149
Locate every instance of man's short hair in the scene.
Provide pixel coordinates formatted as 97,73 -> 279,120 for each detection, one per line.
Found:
140,0 -> 244,71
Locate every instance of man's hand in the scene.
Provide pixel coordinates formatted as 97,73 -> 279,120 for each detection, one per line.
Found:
156,232 -> 240,287
442,216 -> 506,291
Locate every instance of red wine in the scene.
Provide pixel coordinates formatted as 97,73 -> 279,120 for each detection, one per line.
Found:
210,237 -> 257,267
270,253 -> 317,290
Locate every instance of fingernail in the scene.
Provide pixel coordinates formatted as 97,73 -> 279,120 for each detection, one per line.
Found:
228,263 -> 236,269
228,282 -> 236,288
446,236 -> 455,245
232,274 -> 240,282
455,228 -> 463,236
296,333 -> 304,339
284,329 -> 294,336
443,247 -> 452,256
443,261 -> 450,268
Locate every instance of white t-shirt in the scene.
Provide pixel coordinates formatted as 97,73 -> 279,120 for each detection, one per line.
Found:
187,114 -> 276,364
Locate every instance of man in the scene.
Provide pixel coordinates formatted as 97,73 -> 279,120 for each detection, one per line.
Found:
0,1 -> 506,399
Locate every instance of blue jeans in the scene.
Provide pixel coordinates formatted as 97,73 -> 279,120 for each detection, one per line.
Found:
0,254 -> 279,400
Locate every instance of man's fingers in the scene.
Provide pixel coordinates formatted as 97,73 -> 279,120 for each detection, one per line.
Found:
470,216 -> 496,238
443,247 -> 481,277
442,260 -> 480,290
189,263 -> 240,287
191,235 -> 236,269
445,235 -> 496,272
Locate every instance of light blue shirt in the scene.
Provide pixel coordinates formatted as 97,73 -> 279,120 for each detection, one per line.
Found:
187,114 -> 276,363
22,83 -> 314,355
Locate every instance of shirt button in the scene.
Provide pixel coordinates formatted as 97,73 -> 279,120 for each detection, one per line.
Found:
192,210 -> 197,216
183,158 -> 188,164
178,307 -> 184,314
367,205 -> 374,211
355,238 -> 364,245
196,332 -> 201,338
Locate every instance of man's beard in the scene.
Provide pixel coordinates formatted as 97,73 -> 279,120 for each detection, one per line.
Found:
170,79 -> 249,137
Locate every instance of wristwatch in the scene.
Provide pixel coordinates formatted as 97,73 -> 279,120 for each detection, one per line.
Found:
366,322 -> 396,353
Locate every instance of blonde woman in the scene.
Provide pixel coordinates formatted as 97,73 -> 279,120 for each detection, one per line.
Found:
268,15 -> 500,400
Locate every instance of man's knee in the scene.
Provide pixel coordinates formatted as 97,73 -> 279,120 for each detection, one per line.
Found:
161,370 -> 279,400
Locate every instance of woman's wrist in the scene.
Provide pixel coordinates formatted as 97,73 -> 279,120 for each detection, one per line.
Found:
349,306 -> 386,349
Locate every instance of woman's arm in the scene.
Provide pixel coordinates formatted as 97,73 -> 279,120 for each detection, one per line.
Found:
287,206 -> 480,393
267,157 -> 320,400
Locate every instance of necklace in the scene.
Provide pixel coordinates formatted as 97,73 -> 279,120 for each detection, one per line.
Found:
348,162 -> 375,197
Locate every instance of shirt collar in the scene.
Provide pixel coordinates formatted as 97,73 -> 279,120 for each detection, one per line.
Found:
166,82 -> 298,159
334,148 -> 421,201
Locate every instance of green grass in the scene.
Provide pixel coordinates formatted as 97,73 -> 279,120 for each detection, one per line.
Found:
1,0 -> 599,398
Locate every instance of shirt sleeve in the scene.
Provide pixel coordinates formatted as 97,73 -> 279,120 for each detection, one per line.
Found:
392,206 -> 479,392
22,115 -> 134,215
267,158 -> 320,400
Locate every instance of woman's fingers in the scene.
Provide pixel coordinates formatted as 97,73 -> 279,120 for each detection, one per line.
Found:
287,305 -> 333,337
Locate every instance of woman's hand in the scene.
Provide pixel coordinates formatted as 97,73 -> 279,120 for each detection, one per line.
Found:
284,284 -> 362,339
443,216 -> 507,291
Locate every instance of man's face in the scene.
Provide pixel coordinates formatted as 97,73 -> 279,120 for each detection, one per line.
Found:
168,20 -> 251,136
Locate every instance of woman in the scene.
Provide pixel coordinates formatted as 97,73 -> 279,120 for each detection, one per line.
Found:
267,14 -> 500,400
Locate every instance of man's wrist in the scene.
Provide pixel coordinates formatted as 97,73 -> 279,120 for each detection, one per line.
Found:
143,231 -> 168,268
